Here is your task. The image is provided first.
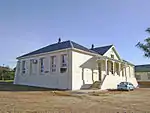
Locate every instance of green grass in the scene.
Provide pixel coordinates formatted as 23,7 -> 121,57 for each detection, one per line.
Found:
0,80 -> 14,82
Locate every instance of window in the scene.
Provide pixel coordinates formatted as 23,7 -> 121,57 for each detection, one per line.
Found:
111,54 -> 114,59
22,61 -> 26,74
40,58 -> 45,73
60,54 -> 67,73
30,60 -> 33,74
135,74 -> 141,80
51,56 -> 56,72
61,54 -> 67,67
120,82 -> 127,85
147,73 -> 150,80
60,68 -> 67,73
30,59 -> 37,74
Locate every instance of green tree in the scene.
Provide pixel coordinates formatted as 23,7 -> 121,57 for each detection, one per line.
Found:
2,70 -> 8,80
0,66 -> 15,81
136,28 -> 150,58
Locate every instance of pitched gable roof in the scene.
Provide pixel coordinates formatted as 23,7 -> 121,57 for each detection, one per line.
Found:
91,45 -> 113,55
18,40 -> 97,59
135,64 -> 150,72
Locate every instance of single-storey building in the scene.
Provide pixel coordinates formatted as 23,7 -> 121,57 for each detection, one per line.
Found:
135,64 -> 150,88
14,39 -> 138,90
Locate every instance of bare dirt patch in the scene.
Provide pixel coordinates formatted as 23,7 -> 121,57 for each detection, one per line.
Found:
0,83 -> 150,113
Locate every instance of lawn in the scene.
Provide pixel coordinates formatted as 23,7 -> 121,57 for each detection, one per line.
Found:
0,80 -> 14,82
0,82 -> 150,113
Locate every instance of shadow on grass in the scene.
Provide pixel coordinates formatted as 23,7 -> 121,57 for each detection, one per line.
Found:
0,82 -> 67,92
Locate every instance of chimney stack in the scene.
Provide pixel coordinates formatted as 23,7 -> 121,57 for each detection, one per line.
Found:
91,44 -> 94,49
58,37 -> 61,43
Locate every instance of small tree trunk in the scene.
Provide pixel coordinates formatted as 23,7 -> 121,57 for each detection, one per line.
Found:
2,73 -> 4,81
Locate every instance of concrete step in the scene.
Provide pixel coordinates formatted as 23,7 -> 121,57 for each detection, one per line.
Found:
90,81 -> 102,89
81,81 -> 102,90
80,84 -> 92,89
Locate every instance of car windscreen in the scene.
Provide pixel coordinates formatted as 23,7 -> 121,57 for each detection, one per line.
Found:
120,82 -> 128,85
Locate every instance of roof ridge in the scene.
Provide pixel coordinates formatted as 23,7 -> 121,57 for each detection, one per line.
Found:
68,40 -> 74,48
90,44 -> 113,55
68,40 -> 98,54
18,40 -> 98,59
71,40 -> 93,49
136,64 -> 150,66
36,40 -> 69,48
92,44 -> 113,49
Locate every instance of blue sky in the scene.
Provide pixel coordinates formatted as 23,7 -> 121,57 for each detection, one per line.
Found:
0,0 -> 150,68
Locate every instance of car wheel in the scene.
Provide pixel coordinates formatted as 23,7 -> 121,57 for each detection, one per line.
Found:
128,88 -> 130,91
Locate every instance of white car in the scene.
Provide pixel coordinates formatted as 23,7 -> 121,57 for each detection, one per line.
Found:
117,82 -> 135,91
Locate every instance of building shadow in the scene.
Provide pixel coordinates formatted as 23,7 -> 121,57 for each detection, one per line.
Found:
0,82 -> 67,92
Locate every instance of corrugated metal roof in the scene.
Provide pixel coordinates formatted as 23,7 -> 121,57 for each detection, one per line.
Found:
71,41 -> 97,54
18,40 -> 97,58
17,40 -> 128,63
91,45 -> 113,55
135,64 -> 150,72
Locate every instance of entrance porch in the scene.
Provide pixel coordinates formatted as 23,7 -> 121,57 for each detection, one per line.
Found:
80,56 -> 131,89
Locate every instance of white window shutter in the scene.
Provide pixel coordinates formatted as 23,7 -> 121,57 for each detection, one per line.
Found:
32,63 -> 37,74
25,60 -> 28,74
44,58 -> 49,73
65,55 -> 68,65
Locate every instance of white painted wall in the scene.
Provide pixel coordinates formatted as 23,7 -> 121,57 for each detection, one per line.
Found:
104,47 -> 120,60
71,50 -> 99,90
101,64 -> 138,89
101,46 -> 138,90
14,45 -> 138,90
98,46 -> 138,89
14,49 -> 72,90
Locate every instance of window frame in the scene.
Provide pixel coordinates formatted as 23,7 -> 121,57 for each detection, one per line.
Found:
60,54 -> 68,73
22,60 -> 26,74
30,59 -> 37,75
111,54 -> 114,59
30,59 -> 33,74
40,58 -> 45,74
61,54 -> 67,67
51,56 -> 57,73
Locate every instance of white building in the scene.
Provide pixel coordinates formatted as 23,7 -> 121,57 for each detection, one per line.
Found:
14,39 -> 138,90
